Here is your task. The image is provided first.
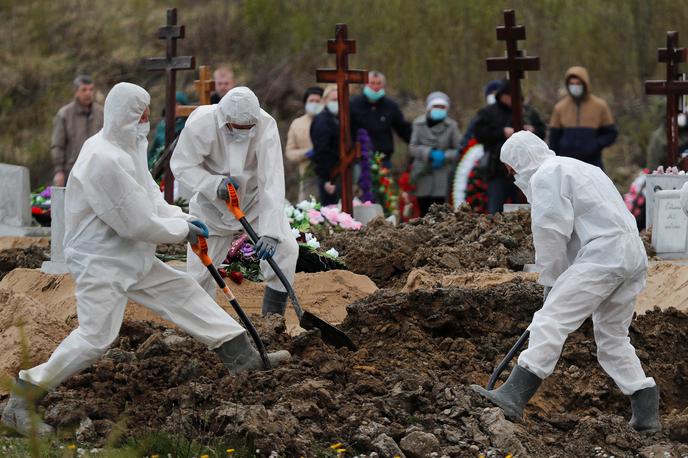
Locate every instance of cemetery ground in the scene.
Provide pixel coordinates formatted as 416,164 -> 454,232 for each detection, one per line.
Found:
1,207 -> 688,456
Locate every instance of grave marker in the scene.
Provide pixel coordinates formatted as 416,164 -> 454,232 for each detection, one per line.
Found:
41,187 -> 69,274
651,189 -> 688,258
0,164 -> 49,236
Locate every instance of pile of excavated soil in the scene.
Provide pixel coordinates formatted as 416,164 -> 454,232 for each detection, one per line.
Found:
18,281 -> 687,457
0,237 -> 49,280
323,205 -> 534,289
0,268 -> 377,386
636,261 -> 688,315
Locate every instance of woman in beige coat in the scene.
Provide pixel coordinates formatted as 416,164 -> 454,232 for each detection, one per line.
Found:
285,87 -> 323,201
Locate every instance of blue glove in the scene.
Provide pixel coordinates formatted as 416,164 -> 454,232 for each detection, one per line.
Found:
254,236 -> 278,260
187,220 -> 209,244
305,149 -> 315,159
217,176 -> 240,200
430,149 -> 445,169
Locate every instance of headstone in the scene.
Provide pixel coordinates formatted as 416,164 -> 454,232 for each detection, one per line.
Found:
353,203 -> 383,226
0,164 -> 49,236
645,174 -> 688,229
503,203 -> 530,213
41,187 -> 69,274
651,189 -> 688,259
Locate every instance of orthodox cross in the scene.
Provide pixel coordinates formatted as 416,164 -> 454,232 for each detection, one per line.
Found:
316,23 -> 368,215
144,8 -> 195,202
486,9 -> 540,131
645,31 -> 688,167
176,65 -> 215,117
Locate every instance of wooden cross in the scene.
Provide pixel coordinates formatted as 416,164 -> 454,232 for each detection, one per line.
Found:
485,9 -> 540,131
645,31 -> 688,167
316,23 -> 368,215
144,8 -> 196,203
176,65 -> 215,117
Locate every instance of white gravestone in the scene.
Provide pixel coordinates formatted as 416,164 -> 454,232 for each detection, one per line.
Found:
645,175 -> 688,230
41,187 -> 69,274
651,189 -> 688,259
503,204 -> 530,213
0,163 -> 49,236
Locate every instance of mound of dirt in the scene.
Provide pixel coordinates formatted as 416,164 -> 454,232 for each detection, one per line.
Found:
0,245 -> 48,280
402,267 -> 538,292
0,268 -> 377,386
323,205 -> 534,289
636,261 -> 688,314
26,281 -> 688,456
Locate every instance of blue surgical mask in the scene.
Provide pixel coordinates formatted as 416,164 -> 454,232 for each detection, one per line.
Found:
327,101 -> 339,115
568,84 -> 585,98
429,108 -> 447,121
363,86 -> 385,102
305,102 -> 323,116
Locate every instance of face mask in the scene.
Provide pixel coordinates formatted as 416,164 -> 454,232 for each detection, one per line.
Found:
679,113 -> 687,128
568,84 -> 584,98
429,108 -> 447,121
486,94 -> 497,105
305,102 -> 323,116
136,121 -> 150,138
228,125 -> 254,143
513,174 -> 532,202
363,86 -> 385,102
327,101 -> 339,115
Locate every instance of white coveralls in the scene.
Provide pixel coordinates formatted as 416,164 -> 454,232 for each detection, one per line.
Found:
20,83 -> 244,390
501,131 -> 655,396
170,87 -> 298,297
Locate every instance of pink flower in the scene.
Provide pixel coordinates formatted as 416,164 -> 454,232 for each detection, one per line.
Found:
338,212 -> 362,230
308,208 -> 324,225
320,206 -> 340,224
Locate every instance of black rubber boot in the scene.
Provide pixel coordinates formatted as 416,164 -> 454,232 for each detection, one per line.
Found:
214,332 -> 290,374
471,365 -> 543,421
629,385 -> 661,433
1,378 -> 54,437
262,286 -> 288,316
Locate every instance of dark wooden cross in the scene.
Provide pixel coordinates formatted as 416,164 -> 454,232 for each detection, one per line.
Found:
144,8 -> 196,203
177,65 -> 215,117
486,9 -> 540,131
316,23 -> 368,215
645,31 -> 688,167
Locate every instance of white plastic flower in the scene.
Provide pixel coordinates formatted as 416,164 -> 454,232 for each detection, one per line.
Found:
306,237 -> 320,249
326,247 -> 339,258
304,232 -> 315,242
296,199 -> 315,211
291,228 -> 301,238
284,205 -> 295,218
293,209 -> 305,222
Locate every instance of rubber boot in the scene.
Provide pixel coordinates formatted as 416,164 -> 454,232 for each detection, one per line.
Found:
262,286 -> 288,316
629,385 -> 661,433
1,378 -> 54,437
214,332 -> 290,374
471,365 -> 543,421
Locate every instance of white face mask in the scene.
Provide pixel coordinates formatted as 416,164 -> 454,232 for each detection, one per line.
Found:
136,121 -> 150,138
679,113 -> 687,128
568,84 -> 585,98
305,102 -> 323,116
486,94 -> 497,105
228,125 -> 255,143
327,101 -> 339,115
514,174 -> 532,202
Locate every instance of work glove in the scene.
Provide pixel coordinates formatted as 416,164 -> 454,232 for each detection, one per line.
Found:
217,177 -> 240,201
254,236 -> 278,260
186,220 -> 209,245
430,149 -> 445,170
543,286 -> 552,302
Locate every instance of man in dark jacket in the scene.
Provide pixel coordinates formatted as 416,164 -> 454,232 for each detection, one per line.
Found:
549,66 -> 618,169
474,79 -> 546,214
310,85 -> 341,205
350,71 -> 411,167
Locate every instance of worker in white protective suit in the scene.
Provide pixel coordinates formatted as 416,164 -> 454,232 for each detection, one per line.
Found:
472,130 -> 660,433
171,87 -> 298,316
1,83 -> 290,438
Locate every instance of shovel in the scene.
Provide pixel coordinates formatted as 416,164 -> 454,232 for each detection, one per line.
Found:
223,182 -> 357,351
190,236 -> 271,370
486,329 -> 529,390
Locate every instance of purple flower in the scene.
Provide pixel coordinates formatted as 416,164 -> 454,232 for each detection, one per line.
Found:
40,186 -> 52,198
357,128 -> 375,203
240,242 -> 256,258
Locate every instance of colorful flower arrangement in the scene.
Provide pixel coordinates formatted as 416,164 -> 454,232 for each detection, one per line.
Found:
30,186 -> 52,226
452,139 -> 488,213
370,152 -> 400,219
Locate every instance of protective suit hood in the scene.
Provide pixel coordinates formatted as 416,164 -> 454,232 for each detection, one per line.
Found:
500,130 -> 555,199
218,86 -> 260,125
102,82 -> 150,152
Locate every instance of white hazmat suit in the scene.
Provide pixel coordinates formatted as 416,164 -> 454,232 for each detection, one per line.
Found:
171,87 -> 298,300
19,83 -> 245,390
501,131 -> 655,396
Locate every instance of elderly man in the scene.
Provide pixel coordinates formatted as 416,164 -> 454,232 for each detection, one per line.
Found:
210,66 -> 236,104
472,131 -> 660,433
2,83 -> 290,437
51,74 -> 104,185
171,87 -> 299,316
350,70 -> 411,167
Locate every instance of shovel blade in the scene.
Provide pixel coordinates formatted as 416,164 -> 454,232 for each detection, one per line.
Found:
300,311 -> 357,351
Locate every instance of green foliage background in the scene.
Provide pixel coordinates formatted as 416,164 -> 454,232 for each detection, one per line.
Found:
1,0 -> 687,196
